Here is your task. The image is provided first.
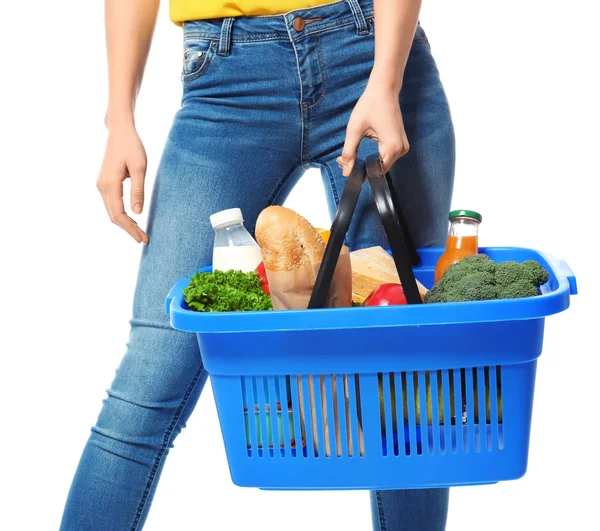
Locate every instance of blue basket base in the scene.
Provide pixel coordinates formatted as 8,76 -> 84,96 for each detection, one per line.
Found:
211,361 -> 536,490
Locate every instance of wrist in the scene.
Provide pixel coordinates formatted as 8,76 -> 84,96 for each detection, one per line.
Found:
104,106 -> 135,131
369,64 -> 404,94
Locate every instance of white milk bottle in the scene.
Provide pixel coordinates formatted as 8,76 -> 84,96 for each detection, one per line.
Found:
210,208 -> 263,272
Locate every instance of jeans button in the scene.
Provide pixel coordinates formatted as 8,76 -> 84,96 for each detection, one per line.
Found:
293,17 -> 305,31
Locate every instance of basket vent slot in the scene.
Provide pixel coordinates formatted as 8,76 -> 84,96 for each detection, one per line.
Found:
378,367 -> 504,456
242,374 -> 364,459
242,376 -> 297,458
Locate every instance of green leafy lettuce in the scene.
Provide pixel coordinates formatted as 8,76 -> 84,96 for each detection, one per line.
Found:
183,269 -> 273,312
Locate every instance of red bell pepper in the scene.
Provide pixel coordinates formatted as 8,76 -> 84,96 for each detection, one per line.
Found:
255,262 -> 270,296
363,283 -> 407,306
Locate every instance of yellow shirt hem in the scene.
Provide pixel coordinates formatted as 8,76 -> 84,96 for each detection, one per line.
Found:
170,0 -> 336,24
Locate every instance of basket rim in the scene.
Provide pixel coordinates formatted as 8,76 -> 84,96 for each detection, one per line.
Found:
167,246 -> 577,334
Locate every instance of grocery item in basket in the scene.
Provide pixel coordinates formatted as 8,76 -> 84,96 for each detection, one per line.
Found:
315,228 -> 331,244
255,207 -> 353,456
255,262 -> 270,295
434,210 -> 482,283
363,283 -> 408,306
425,254 -> 549,304
183,270 -> 273,312
244,402 -> 296,451
379,369 -> 503,433
297,374 -> 364,458
255,206 -> 352,311
350,246 -> 428,304
210,208 -> 263,272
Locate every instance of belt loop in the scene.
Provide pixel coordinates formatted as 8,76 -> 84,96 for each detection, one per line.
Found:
218,17 -> 235,56
345,0 -> 368,35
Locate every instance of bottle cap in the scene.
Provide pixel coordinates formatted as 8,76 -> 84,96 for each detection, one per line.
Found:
210,208 -> 243,229
449,209 -> 482,223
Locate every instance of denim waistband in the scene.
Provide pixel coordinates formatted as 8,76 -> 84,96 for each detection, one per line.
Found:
182,0 -> 374,49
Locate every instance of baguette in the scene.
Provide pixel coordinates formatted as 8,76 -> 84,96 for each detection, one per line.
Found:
255,206 -> 326,271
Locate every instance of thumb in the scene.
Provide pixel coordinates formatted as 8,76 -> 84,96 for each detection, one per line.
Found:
128,158 -> 146,214
338,123 -> 364,177
378,143 -> 398,174
378,136 -> 409,173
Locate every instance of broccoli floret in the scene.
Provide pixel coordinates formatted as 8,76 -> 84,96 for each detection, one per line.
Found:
449,272 -> 499,302
495,260 -> 549,288
436,265 -> 465,287
425,254 -> 547,304
424,283 -> 448,303
521,260 -> 549,287
498,280 -> 540,299
425,270 -> 498,304
447,254 -> 497,276
495,261 -> 524,287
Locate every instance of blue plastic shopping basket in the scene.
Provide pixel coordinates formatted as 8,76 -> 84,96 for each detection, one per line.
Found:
166,154 -> 577,490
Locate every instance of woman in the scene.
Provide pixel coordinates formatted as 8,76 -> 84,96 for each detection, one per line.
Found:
60,0 -> 455,529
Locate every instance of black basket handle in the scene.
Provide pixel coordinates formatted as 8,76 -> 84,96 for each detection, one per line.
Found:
308,153 -> 422,309
366,156 -> 421,267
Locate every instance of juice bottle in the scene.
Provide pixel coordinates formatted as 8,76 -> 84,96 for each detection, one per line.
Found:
434,210 -> 482,283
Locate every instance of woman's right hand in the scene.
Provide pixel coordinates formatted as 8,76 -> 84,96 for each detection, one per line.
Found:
97,123 -> 149,244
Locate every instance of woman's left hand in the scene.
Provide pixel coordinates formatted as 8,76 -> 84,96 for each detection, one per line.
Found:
337,81 -> 409,176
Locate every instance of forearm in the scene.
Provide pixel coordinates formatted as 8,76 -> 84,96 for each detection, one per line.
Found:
104,0 -> 160,129
371,0 -> 422,92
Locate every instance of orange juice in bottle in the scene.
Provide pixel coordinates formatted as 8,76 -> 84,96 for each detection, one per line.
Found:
434,210 -> 482,283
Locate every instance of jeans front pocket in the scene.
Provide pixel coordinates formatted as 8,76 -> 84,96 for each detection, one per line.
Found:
182,39 -> 218,83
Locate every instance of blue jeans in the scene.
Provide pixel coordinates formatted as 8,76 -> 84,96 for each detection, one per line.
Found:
60,1 -> 454,529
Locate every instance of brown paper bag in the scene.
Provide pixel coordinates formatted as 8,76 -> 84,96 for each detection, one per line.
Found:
265,248 -> 362,457
295,373 -> 364,458
265,246 -> 352,311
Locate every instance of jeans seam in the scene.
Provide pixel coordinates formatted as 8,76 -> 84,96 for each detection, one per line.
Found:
319,160 -> 348,242
265,162 -> 304,206
233,35 -> 285,42
302,107 -> 310,166
376,490 -> 388,531
319,160 -> 340,206
130,363 -> 205,531
302,35 -> 328,110
286,23 -> 305,165
183,32 -> 287,42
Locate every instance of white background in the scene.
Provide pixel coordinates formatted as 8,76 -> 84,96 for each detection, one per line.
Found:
1,1 -> 598,530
